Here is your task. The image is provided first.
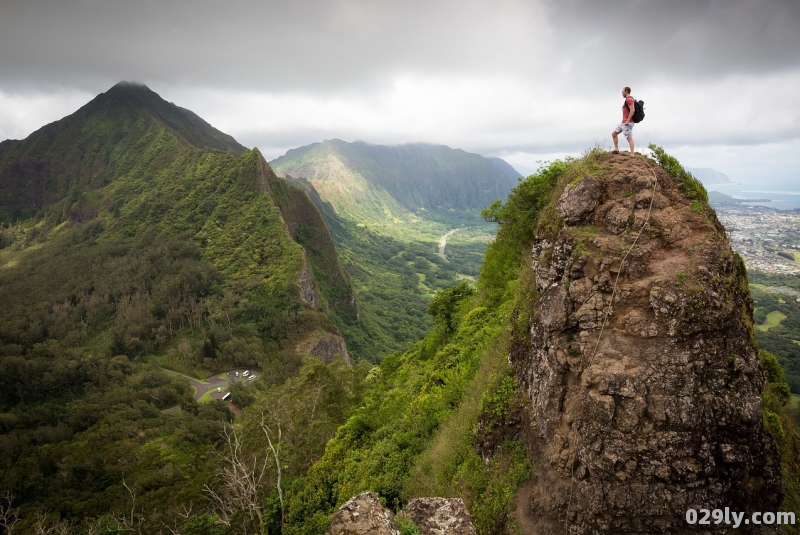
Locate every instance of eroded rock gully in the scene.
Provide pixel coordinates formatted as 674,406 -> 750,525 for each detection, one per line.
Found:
513,154 -> 783,534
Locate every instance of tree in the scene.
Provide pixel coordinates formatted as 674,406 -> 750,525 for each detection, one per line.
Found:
108,480 -> 146,535
258,416 -> 284,525
0,490 -> 19,534
204,424 -> 270,535
427,282 -> 475,336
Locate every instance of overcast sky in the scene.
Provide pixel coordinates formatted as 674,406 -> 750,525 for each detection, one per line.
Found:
1,0 -> 799,178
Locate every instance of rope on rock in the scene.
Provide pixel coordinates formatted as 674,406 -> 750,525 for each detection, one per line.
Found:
563,154 -> 660,535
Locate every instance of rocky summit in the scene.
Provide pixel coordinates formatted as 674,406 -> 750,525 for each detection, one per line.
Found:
513,153 -> 783,534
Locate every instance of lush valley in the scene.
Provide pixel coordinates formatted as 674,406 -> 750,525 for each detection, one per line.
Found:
277,150 -> 570,534
271,139 -> 518,361
270,139 -> 519,221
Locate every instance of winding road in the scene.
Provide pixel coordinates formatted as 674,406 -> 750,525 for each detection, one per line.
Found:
438,228 -> 461,260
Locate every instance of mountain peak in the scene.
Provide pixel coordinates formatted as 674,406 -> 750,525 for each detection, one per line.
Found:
94,80 -> 163,108
108,80 -> 152,92
111,80 -> 149,89
0,82 -> 247,220
73,81 -> 247,155
102,81 -> 165,103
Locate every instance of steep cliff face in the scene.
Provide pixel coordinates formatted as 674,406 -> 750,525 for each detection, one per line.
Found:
513,153 -> 783,533
297,256 -> 322,309
263,165 -> 359,323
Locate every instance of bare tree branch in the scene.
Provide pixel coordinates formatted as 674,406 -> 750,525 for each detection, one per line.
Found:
205,423 -> 269,534
259,415 -> 285,525
30,509 -> 72,535
109,479 -> 146,534
0,490 -> 20,535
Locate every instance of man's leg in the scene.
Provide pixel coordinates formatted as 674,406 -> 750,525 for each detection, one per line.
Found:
627,136 -> 635,154
612,131 -> 619,151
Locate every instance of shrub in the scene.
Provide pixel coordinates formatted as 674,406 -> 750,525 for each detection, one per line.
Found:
648,144 -> 709,203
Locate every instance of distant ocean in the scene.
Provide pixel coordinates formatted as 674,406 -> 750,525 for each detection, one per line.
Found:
704,182 -> 800,211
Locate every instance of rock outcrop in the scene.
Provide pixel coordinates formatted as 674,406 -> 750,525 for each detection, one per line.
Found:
296,329 -> 351,365
297,257 -> 322,309
399,498 -> 477,535
513,153 -> 783,534
328,493 -> 478,535
328,492 -> 401,535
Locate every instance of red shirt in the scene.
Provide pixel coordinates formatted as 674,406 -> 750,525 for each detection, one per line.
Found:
622,96 -> 634,122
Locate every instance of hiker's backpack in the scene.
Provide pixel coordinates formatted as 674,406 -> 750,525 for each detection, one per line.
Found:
631,97 -> 645,123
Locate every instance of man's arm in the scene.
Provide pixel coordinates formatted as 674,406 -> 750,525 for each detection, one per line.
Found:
626,98 -> 635,124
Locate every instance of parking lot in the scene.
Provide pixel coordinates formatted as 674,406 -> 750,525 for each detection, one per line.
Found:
185,367 -> 262,402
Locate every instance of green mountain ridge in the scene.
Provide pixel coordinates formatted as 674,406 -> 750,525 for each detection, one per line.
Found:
0,81 -> 246,223
0,81 -> 360,370
270,138 -> 520,225
0,82 -> 368,527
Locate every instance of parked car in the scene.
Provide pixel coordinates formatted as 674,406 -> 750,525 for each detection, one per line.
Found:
217,387 -> 221,393
248,375 -> 257,381
243,370 -> 250,377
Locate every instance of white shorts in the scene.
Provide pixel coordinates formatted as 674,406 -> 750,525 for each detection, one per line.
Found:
614,122 -> 634,138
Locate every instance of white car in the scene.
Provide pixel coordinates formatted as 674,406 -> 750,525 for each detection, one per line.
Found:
243,370 -> 250,377
217,387 -> 221,393
235,371 -> 239,377
248,375 -> 257,381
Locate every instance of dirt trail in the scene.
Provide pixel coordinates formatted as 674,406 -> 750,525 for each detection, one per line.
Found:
515,480 -> 536,534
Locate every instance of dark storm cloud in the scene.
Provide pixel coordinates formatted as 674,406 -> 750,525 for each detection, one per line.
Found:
0,0 -> 548,92
546,0 -> 800,83
1,0 -> 798,94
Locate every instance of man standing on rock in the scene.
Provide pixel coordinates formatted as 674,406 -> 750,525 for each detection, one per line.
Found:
612,87 -> 636,155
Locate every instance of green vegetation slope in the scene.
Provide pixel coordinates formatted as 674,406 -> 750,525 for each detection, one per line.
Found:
0,81 -> 246,223
0,83 -> 359,530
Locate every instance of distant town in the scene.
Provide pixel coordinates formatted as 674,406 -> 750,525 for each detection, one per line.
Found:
714,203 -> 800,275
